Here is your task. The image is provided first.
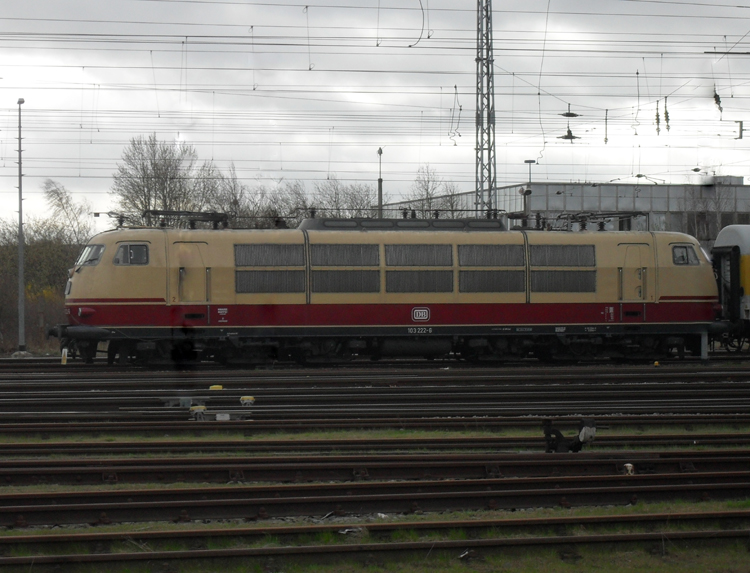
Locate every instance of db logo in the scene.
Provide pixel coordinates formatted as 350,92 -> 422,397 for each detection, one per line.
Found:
412,307 -> 430,322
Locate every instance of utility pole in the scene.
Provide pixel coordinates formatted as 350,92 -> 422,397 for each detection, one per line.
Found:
377,147 -> 383,218
17,98 -> 25,353
475,0 -> 496,216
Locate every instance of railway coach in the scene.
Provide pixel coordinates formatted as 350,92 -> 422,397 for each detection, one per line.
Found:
712,224 -> 750,350
52,217 -> 721,364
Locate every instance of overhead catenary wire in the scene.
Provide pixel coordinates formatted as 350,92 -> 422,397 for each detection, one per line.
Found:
3,0 -> 750,212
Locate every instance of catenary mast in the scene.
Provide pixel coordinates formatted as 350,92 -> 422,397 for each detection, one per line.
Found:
475,0 -> 496,215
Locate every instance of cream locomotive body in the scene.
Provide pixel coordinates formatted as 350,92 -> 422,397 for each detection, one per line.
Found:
54,218 -> 720,363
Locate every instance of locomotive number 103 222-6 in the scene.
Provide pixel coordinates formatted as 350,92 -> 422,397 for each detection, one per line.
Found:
407,327 -> 433,334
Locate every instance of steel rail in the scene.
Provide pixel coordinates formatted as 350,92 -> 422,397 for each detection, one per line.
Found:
6,384 -> 750,419
0,529 -> 749,569
0,433 -> 748,456
1,511 -> 749,568
4,398 -> 750,421
1,451 -> 749,487
3,380 -> 750,399
0,414 -> 748,435
1,363 -> 750,389
2,508 -> 748,546
3,472 -> 750,527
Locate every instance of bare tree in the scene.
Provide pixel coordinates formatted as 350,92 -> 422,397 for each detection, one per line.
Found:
42,179 -> 93,244
272,180 -> 311,227
437,181 -> 467,219
405,165 -> 443,218
311,175 -> 377,219
681,185 -> 734,241
110,134 -> 200,224
191,160 -> 222,214
403,165 -> 465,218
0,216 -> 83,352
344,182 -> 381,217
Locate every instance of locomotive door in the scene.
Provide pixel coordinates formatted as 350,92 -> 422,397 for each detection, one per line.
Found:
617,243 -> 654,322
170,241 -> 210,327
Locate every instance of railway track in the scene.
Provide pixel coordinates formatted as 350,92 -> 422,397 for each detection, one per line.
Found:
1,433 -> 749,458
2,450 -> 750,486
4,374 -> 750,422
2,361 -> 750,388
1,364 -> 749,571
4,471 -> 750,528
2,511 -> 749,571
1,413 -> 750,436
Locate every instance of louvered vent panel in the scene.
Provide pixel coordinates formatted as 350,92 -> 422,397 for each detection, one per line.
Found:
386,270 -> 453,292
530,245 -> 595,267
312,270 -> 380,292
531,270 -> 597,292
458,244 -> 525,267
234,244 -> 304,267
311,244 -> 379,266
235,270 -> 306,293
385,244 -> 452,266
459,270 -> 525,293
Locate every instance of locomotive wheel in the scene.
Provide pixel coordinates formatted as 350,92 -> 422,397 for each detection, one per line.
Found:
79,343 -> 96,364
107,342 -> 119,365
727,337 -> 746,352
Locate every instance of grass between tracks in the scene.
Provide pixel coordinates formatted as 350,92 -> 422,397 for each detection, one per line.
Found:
0,423 -> 749,451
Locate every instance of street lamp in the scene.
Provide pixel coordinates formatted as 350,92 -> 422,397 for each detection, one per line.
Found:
377,147 -> 383,218
17,98 -> 25,353
523,159 -> 536,222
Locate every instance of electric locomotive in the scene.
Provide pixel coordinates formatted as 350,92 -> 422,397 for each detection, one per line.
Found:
52,217 -> 722,364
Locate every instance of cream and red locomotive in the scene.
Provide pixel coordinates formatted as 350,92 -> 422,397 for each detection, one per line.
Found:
53,217 -> 721,364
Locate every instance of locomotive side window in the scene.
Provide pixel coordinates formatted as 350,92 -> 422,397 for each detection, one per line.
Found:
236,270 -> 305,293
75,244 -> 105,266
113,244 -> 149,265
311,244 -> 379,266
531,270 -> 596,292
235,244 -> 304,266
530,245 -> 596,267
458,244 -> 525,266
459,270 -> 525,293
672,245 -> 700,265
312,270 -> 380,293
386,270 -> 453,293
385,245 -> 452,266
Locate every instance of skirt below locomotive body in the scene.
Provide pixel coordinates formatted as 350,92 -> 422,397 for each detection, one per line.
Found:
56,218 -> 720,363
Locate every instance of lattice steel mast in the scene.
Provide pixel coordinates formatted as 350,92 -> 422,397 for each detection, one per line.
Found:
475,0 -> 496,215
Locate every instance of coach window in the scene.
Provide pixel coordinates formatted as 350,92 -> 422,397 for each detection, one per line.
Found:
672,245 -> 700,266
114,244 -> 149,265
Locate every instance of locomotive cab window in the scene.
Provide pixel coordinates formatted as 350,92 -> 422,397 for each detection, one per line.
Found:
114,244 -> 149,265
672,245 -> 700,266
75,244 -> 105,266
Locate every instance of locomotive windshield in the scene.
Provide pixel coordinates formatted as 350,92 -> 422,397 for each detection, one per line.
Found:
75,244 -> 105,266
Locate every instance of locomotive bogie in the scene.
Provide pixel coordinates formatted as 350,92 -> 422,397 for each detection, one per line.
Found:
54,221 -> 720,364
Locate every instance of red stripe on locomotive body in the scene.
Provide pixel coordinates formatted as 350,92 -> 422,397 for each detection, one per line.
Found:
658,295 -> 717,301
67,298 -> 166,304
66,301 -> 717,329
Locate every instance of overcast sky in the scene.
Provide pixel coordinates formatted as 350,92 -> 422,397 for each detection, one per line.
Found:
2,0 -> 750,224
